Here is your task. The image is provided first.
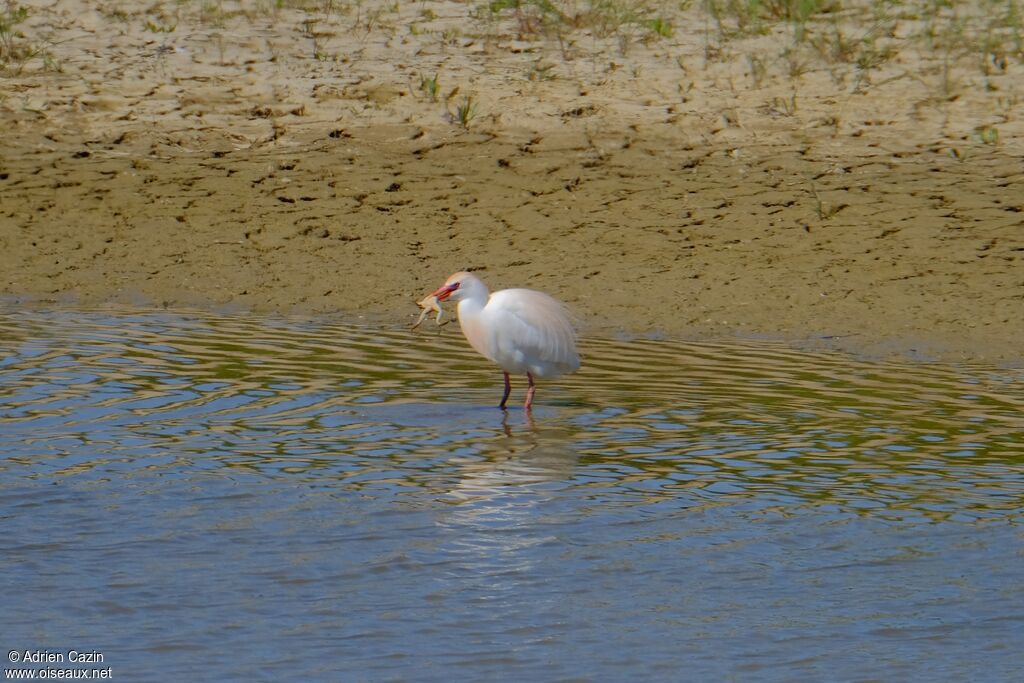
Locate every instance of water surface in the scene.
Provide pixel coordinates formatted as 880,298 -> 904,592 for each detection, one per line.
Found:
1,308 -> 1022,681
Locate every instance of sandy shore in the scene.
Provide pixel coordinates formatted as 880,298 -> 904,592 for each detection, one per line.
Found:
1,0 -> 1021,363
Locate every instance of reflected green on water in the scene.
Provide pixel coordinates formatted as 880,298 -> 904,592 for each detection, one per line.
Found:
1,307 -> 1022,682
2,307 -> 1019,521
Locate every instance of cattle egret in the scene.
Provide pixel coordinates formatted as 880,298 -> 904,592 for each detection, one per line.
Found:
425,271 -> 580,410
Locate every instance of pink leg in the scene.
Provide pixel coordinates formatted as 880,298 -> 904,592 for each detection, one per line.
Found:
524,372 -> 536,410
499,371 -> 511,409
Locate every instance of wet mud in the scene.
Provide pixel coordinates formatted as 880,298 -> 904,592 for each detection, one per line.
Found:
1,0 -> 1021,362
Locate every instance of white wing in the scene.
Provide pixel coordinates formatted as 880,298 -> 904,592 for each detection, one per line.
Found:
482,288 -> 580,377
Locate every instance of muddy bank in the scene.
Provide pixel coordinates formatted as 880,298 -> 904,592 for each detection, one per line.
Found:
1,0 -> 1021,363
2,124 -> 1020,363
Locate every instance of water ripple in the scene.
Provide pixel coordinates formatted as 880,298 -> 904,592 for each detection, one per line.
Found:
2,306 -> 1022,681
1,307 -> 1021,522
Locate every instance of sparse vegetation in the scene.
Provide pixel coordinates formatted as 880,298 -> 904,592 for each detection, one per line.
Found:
806,177 -> 847,220
144,19 -> 177,33
645,14 -> 673,37
453,94 -> 479,128
1,1 -> 59,74
0,1 -> 29,65
976,124 -> 1000,144
419,72 -> 441,101
15,0 -> 1020,88
481,0 -> 678,51
3,0 -> 1022,127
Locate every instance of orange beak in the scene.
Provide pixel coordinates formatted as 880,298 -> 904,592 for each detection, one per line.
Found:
431,282 -> 459,302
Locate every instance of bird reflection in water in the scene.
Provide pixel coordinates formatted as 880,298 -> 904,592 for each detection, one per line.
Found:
435,412 -> 578,595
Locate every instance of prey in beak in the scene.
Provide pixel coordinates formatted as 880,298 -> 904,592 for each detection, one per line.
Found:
431,282 -> 460,302
412,279 -> 461,330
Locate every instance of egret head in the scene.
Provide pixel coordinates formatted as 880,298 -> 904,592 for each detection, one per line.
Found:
430,271 -> 487,303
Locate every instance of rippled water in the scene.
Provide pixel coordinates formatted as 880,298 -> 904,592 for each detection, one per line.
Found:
2,307 -> 1022,681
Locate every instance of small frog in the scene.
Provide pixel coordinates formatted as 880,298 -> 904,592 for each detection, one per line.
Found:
411,293 -> 447,329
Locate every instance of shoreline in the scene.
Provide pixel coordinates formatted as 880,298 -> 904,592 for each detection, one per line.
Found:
2,290 -> 1019,368
1,1 -> 1021,366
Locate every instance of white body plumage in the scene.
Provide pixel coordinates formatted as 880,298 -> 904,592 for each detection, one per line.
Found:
426,271 -> 580,409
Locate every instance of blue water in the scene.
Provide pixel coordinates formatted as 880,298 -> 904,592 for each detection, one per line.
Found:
2,308 -> 1022,681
